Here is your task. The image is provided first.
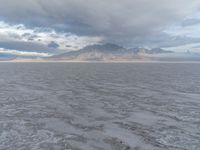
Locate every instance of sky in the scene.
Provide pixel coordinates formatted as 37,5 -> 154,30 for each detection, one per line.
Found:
0,0 -> 200,57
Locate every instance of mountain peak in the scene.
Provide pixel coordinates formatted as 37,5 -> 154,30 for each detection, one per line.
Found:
81,43 -> 124,51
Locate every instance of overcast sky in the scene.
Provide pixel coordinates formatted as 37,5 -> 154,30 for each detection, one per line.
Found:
0,0 -> 200,57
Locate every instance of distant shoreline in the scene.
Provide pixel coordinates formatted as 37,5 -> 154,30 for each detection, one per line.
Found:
1,60 -> 200,63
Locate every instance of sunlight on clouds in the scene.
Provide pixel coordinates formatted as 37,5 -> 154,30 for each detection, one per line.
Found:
164,11 -> 200,38
164,22 -> 200,38
0,21 -> 103,51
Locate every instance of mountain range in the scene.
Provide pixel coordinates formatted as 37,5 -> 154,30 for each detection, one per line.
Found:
48,43 -> 176,61
1,43 -> 200,62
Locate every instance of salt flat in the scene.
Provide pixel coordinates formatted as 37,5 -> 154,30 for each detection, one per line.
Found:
0,63 -> 199,150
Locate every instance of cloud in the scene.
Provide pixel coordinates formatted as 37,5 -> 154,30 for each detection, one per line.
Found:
0,21 -> 103,54
181,18 -> 200,27
0,41 -> 55,53
0,0 -> 200,41
0,48 -> 51,57
0,0 -> 199,54
164,11 -> 200,39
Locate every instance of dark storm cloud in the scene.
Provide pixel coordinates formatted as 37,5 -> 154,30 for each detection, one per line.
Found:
0,0 -> 200,41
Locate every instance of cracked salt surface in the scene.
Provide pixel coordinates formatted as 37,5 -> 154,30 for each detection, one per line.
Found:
0,63 -> 200,150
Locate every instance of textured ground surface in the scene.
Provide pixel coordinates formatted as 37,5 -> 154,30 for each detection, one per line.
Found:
0,63 -> 199,150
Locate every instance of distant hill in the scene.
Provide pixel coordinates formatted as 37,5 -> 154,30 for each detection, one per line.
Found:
0,53 -> 17,61
49,43 -> 174,61
0,53 -> 46,61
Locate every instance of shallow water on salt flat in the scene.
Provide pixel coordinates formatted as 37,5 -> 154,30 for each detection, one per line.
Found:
0,63 -> 200,150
